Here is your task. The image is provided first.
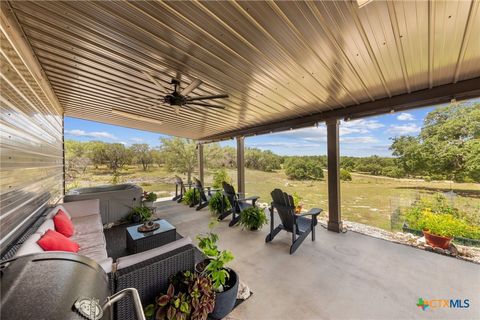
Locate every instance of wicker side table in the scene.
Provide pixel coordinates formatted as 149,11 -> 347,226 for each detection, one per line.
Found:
126,219 -> 176,254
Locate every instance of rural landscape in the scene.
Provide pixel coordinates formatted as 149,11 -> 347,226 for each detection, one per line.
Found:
65,104 -> 479,235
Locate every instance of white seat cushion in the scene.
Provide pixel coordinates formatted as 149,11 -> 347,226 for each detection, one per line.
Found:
71,214 -> 103,235
78,244 -> 108,262
72,231 -> 106,250
14,233 -> 44,257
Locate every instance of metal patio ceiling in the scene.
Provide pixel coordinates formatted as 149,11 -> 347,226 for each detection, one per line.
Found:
6,0 -> 480,140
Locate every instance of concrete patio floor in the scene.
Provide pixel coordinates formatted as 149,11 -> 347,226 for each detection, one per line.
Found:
153,200 -> 479,320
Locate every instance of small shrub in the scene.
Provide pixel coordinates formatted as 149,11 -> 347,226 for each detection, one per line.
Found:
208,191 -> 230,215
284,157 -> 324,180
239,207 -> 267,230
183,189 -> 199,206
144,191 -> 157,202
340,168 -> 352,181
212,168 -> 231,189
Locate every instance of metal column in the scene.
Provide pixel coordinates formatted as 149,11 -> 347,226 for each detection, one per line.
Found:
326,119 -> 343,232
197,143 -> 204,186
236,136 -> 245,194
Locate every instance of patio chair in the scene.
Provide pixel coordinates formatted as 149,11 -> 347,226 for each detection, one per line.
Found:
172,175 -> 189,203
266,188 -> 322,254
222,181 -> 259,227
192,177 -> 216,211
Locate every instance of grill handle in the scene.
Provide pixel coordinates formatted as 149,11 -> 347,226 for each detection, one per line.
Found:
103,288 -> 146,320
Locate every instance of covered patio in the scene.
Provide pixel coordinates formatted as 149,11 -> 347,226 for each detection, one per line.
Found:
153,200 -> 479,319
1,0 -> 480,319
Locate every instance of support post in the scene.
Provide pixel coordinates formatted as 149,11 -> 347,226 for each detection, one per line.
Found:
326,119 -> 343,232
197,143 -> 204,186
236,136 -> 245,194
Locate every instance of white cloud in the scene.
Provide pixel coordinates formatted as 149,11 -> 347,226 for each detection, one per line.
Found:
397,112 -> 415,121
388,123 -> 421,135
65,129 -> 117,140
340,136 -> 379,144
250,142 -> 323,149
131,137 -> 144,143
340,119 -> 384,135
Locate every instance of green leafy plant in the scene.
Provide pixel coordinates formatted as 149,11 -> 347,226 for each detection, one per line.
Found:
340,168 -> 352,181
146,271 -> 215,320
212,168 -> 231,189
129,206 -> 153,222
208,191 -> 230,215
144,191 -> 158,202
292,192 -> 303,207
404,194 -> 480,239
239,206 -> 267,230
182,189 -> 200,206
197,221 -> 234,291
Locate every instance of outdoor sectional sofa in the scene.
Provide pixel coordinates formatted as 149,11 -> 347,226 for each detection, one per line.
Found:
11,199 -> 198,320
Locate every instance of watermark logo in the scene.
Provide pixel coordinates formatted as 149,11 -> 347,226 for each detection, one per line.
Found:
416,298 -> 429,311
416,298 -> 470,311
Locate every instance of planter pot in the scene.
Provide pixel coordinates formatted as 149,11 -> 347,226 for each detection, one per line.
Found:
249,227 -> 259,231
131,214 -> 141,223
143,201 -> 154,208
210,269 -> 239,320
194,258 -> 212,274
423,230 -> 453,249
295,205 -> 302,214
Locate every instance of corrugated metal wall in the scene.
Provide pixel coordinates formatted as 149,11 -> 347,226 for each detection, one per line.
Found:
0,25 -> 64,250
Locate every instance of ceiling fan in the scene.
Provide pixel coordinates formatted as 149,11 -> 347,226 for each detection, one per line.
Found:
162,77 -> 228,115
117,72 -> 229,116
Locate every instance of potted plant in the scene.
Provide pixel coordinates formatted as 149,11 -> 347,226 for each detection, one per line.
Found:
145,271 -> 215,320
418,210 -> 458,249
196,222 -> 238,319
239,206 -> 267,231
292,192 -> 303,214
143,191 -> 158,208
129,206 -> 153,223
208,191 -> 230,215
182,189 -> 200,206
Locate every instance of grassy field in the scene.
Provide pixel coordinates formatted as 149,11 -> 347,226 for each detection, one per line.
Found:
68,165 -> 480,231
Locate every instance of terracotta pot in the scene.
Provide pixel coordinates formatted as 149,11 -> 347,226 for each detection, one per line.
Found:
423,230 -> 452,249
295,205 -> 302,214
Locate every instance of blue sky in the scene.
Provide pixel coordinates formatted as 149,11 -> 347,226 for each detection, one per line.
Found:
65,107 -> 435,157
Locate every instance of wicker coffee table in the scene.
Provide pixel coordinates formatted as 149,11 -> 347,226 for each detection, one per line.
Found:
126,219 -> 176,254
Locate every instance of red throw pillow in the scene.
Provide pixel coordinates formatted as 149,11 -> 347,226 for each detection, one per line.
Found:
53,209 -> 74,237
37,229 -> 80,253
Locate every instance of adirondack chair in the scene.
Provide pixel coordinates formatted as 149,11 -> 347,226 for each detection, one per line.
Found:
192,177 -> 218,211
266,188 -> 322,254
172,175 -> 187,203
222,181 -> 259,227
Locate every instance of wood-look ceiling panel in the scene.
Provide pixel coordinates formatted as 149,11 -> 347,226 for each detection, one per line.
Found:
8,0 -> 480,140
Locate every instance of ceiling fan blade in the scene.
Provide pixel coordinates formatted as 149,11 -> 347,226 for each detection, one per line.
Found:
187,94 -> 229,101
183,105 -> 208,115
143,71 -> 164,90
174,106 -> 181,115
181,78 -> 202,96
188,102 -> 226,109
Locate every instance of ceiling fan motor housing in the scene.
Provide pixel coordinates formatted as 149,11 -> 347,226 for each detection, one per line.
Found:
164,93 -> 187,106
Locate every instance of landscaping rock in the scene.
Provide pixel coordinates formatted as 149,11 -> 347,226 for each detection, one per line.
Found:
434,247 -> 445,255
448,243 -> 458,257
237,281 -> 251,300
416,236 -> 426,246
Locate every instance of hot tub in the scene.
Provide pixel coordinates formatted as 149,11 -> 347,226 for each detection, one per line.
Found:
65,184 -> 143,224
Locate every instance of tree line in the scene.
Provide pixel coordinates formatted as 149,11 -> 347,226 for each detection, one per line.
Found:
66,103 -> 479,183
